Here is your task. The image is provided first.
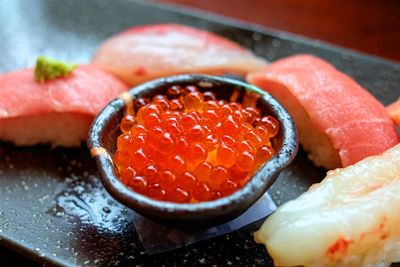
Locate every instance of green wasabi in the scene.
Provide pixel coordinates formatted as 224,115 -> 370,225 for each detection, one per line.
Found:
34,56 -> 77,82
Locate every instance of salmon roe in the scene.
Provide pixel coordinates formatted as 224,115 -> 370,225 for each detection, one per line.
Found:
114,85 -> 279,203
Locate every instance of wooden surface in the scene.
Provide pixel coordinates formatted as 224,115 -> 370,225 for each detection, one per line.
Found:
158,0 -> 400,62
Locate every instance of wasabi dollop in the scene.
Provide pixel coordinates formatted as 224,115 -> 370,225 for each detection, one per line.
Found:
34,56 -> 77,82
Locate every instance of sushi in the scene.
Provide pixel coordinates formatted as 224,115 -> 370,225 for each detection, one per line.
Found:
254,143 -> 400,267
387,98 -> 400,126
246,54 -> 399,169
0,60 -> 129,146
92,24 -> 267,85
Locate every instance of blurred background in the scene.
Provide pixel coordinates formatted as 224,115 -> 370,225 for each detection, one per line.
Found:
157,0 -> 400,62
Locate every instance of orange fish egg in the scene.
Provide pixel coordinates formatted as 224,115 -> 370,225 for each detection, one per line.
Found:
209,165 -> 230,190
168,187 -> 191,203
236,150 -> 256,172
120,114 -> 136,133
184,92 -> 204,112
256,116 -> 280,137
203,134 -> 218,151
129,176 -> 147,193
194,161 -> 213,182
205,100 -> 219,110
113,85 -> 279,203
117,133 -> 131,150
193,182 -> 213,202
176,171 -> 197,192
220,179 -> 239,197
167,85 -> 182,98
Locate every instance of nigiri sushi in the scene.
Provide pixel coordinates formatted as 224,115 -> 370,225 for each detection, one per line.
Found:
387,98 -> 400,126
0,59 -> 129,146
92,24 -> 267,85
246,54 -> 399,169
254,143 -> 400,267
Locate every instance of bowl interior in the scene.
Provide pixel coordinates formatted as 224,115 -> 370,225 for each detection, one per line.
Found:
88,74 -> 298,227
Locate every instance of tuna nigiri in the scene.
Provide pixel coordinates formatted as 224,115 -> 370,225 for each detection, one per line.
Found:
254,143 -> 400,267
387,98 -> 400,126
92,24 -> 267,85
0,60 -> 129,146
247,54 -> 399,169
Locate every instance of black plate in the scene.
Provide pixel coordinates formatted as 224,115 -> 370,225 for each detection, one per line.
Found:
0,0 -> 399,266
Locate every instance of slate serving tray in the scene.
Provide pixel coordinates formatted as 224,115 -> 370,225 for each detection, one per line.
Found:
0,0 -> 399,266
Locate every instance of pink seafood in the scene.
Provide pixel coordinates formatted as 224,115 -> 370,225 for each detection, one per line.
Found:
0,65 -> 129,146
254,143 -> 400,267
92,24 -> 267,85
247,54 -> 399,169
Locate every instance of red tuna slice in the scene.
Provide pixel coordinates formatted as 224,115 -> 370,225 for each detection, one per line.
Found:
92,24 -> 267,85
246,54 -> 399,169
387,98 -> 400,126
0,65 -> 129,146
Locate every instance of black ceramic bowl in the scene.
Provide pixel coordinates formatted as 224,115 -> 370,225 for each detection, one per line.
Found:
88,74 -> 298,228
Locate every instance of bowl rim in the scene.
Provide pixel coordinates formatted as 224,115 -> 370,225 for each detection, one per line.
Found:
88,74 -> 298,215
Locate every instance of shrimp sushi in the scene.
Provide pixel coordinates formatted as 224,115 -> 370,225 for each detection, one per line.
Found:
0,59 -> 129,146
387,98 -> 400,126
254,143 -> 400,267
92,24 -> 267,85
246,54 -> 399,169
